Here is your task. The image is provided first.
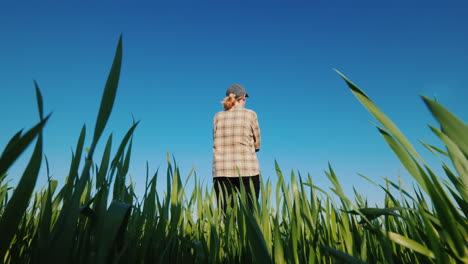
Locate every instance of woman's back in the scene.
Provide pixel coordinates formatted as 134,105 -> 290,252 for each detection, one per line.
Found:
213,107 -> 260,177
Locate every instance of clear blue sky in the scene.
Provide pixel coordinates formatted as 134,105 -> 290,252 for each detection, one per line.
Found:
1,0 -> 467,205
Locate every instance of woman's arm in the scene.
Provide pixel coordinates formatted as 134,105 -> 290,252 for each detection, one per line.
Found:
252,113 -> 261,152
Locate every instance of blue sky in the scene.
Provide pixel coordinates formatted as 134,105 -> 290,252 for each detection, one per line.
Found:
1,0 -> 467,204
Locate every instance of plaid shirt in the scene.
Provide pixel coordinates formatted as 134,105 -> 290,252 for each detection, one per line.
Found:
213,107 -> 261,177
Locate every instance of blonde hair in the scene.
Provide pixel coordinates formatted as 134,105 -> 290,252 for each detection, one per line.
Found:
221,93 -> 245,110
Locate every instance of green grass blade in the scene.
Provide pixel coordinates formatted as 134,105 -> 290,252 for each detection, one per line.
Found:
46,37 -> 123,263
109,122 -> 139,182
273,217 -> 285,263
387,231 -> 435,259
344,207 -> 405,221
34,81 -> 44,120
96,201 -> 132,264
38,179 -> 57,240
139,173 -> 157,260
0,116 -> 49,177
67,125 -> 86,187
0,125 -> 43,257
241,203 -> 272,264
2,132 -> 22,164
122,139 -> 132,176
429,125 -> 468,192
320,245 -> 367,264
0,184 -> 9,208
377,127 -> 429,193
420,141 -> 449,157
97,134 -> 112,188
336,70 -> 422,161
92,35 -> 123,145
422,96 -> 468,158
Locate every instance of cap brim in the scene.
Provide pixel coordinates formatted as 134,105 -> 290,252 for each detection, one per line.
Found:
245,93 -> 249,97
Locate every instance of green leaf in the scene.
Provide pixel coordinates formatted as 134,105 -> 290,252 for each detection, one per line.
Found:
344,207 -> 406,222
422,96 -> 468,158
67,125 -> 86,187
429,125 -> 468,193
45,36 -> 123,263
320,245 -> 367,264
377,127 -> 430,194
0,124 -> 43,257
96,201 -> 132,264
336,70 -> 422,161
388,231 -> 435,259
273,218 -> 285,263
97,134 -> 112,188
93,34 -> 123,146
34,80 -> 44,120
241,202 -> 273,264
109,122 -> 139,182
420,141 -> 449,157
0,116 -> 50,177
38,179 -> 57,241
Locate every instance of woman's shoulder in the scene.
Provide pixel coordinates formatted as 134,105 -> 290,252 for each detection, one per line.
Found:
214,108 -> 257,118
214,109 -> 228,119
242,108 -> 258,117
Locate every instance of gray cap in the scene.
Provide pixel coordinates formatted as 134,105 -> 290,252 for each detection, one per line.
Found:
226,84 -> 249,99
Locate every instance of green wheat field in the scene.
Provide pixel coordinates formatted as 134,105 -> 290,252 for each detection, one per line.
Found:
1,37 -> 467,263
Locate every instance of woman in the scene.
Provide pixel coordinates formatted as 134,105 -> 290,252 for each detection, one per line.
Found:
213,84 -> 261,211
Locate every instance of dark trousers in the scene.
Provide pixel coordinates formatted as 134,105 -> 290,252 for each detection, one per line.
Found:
213,175 -> 260,212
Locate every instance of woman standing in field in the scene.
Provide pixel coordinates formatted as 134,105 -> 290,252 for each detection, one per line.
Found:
213,84 -> 261,211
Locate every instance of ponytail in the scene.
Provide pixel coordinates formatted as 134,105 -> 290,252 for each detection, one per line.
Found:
221,93 -> 237,110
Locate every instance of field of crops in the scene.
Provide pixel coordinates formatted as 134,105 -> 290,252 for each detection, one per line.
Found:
1,37 -> 467,263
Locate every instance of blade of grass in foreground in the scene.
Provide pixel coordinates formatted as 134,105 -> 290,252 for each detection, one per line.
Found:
34,81 -> 44,120
377,127 -> 430,193
96,201 -> 132,264
387,231 -> 435,259
0,131 -> 43,258
45,35 -> 123,263
344,207 -> 405,222
240,196 -> 272,264
429,125 -> 468,192
0,116 -> 49,177
320,245 -> 367,264
422,96 -> 468,158
335,70 -> 422,162
0,83 -> 49,258
0,82 -> 49,259
93,34 -> 123,146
